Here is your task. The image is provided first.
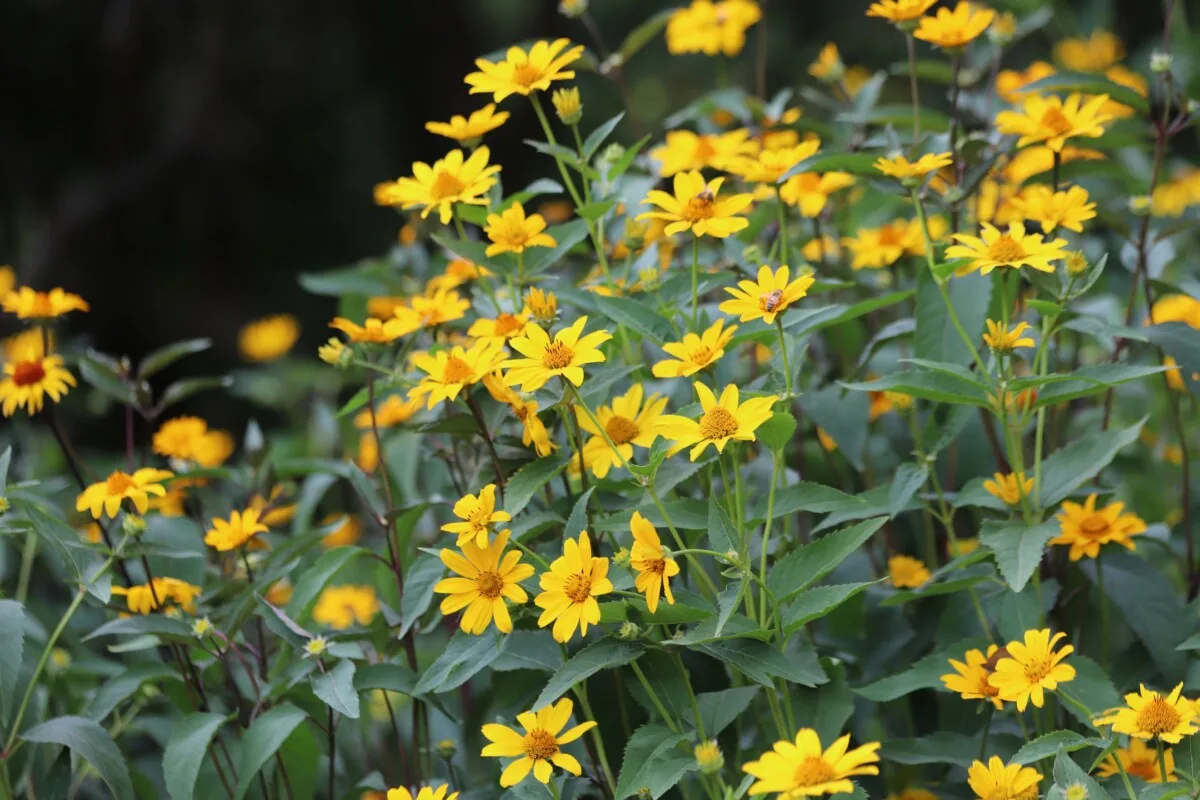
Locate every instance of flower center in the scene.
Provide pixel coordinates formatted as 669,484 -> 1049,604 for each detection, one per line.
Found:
542,341 -> 575,370
643,557 -> 667,576
689,345 -> 714,365
431,170 -> 466,200
512,404 -> 530,421
493,313 -> 524,336
562,572 -> 592,603
987,235 -> 1026,263
476,570 -> 505,599
29,295 -> 52,316
442,356 -> 474,384
792,757 -> 836,788
12,360 -> 45,386
1126,759 -> 1159,781
1039,107 -> 1074,136
683,191 -> 716,222
511,63 -> 544,88
605,415 -> 639,445
105,471 -> 136,494
522,729 -> 560,760
1135,696 -> 1182,735
1078,515 -> 1110,537
694,139 -> 717,163
877,225 -> 905,246
467,505 -> 492,529
698,407 -> 739,440
1021,657 -> 1053,685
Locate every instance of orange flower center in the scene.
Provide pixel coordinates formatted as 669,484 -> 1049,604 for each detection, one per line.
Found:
493,313 -> 525,337
522,729 -> 560,760
683,190 -> 716,222
476,570 -> 505,599
975,671 -> 1001,698
689,345 -> 715,365
442,356 -> 474,384
1136,696 -> 1182,735
877,224 -> 906,247
512,404 -> 530,422
1039,107 -> 1074,137
1078,515 -> 1111,537
987,235 -> 1026,263
642,557 -> 667,576
605,415 -> 639,445
562,572 -> 592,603
1021,655 -> 1054,684
11,360 -> 45,386
698,407 -> 739,440
1125,758 -> 1160,782
430,170 -> 466,200
28,295 -> 52,316
511,62 -> 545,88
541,341 -> 575,370
792,757 -> 836,788
467,504 -> 492,529
694,138 -> 717,164
105,471 -> 136,494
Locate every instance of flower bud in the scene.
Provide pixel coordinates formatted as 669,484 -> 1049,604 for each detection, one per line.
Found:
305,635 -> 328,658
1065,251 -> 1088,275
612,546 -> 631,567
49,648 -> 71,674
1128,195 -> 1152,216
558,0 -> 587,18
121,514 -> 147,537
1150,51 -> 1173,74
192,617 -> 214,638
553,87 -> 583,125
618,621 -> 641,640
436,739 -> 458,759
987,12 -> 1017,45
694,740 -> 725,774
318,337 -> 353,368
1065,784 -> 1088,800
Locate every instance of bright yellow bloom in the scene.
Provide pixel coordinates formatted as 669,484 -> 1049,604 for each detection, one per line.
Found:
1003,145 -> 1105,184
1051,493 -> 1147,561
650,129 -> 757,177
1,328 -> 50,364
638,171 -> 753,238
995,61 -> 1056,102
779,171 -> 855,217
695,740 -> 725,774
841,222 -> 909,270
2,286 -> 89,320
983,471 -> 1034,506
946,222 -> 1069,275
410,288 -> 471,328
874,152 -> 954,181
988,628 -> 1075,711
887,555 -> 930,588
425,104 -> 510,142
112,577 -> 202,615
247,485 -> 296,528
1010,185 -> 1096,233
374,147 -> 501,225
76,468 -> 173,519
238,314 -> 299,362
409,339 -> 508,409
551,87 -> 582,124
995,93 -> 1112,152
1149,293 -> 1200,327
356,433 -> 379,473
913,2 -> 994,49
665,0 -> 762,57
630,512 -> 679,613
312,585 -> 379,630
320,513 -> 362,548
329,316 -> 415,344
742,728 -> 881,797
868,381 -> 914,421
465,39 -> 584,102
719,264 -> 814,325
865,0 -> 936,22
425,259 -> 495,294
481,698 -> 597,786
941,644 -> 1005,710
386,786 -> 458,800
1096,684 -> 1198,742
983,320 -> 1036,352
526,287 -> 558,323
1097,739 -> 1175,783
502,316 -> 612,392
967,757 -> 1042,800
656,382 -> 778,460
573,384 -> 666,479
809,42 -> 844,82
152,416 -> 231,464
726,139 -> 821,185
1054,29 -> 1124,72
204,509 -> 269,552
468,310 -> 532,344
442,484 -> 511,549
0,354 -> 75,416
434,529 -> 534,635
484,203 -> 557,257
653,318 -> 738,378
265,579 -> 293,606
355,395 -> 422,430
534,532 -> 613,643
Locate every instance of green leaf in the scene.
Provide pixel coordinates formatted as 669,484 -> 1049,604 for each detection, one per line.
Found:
915,271 -> 991,365
779,152 -> 882,182
1030,364 -> 1170,409
535,639 -> 643,708
888,463 -> 928,519
576,200 -> 616,222
354,662 -> 417,695
86,614 -> 193,641
1060,656 -> 1120,727
1053,747 -> 1114,800
1177,633 -> 1200,651
840,370 -> 990,407
504,456 -> 569,518
23,715 -> 133,800
707,497 -> 738,553
591,294 -> 674,344
796,386 -> 870,471
607,134 -> 652,181
163,713 -> 228,800
748,482 -> 866,523
138,338 -> 212,379
695,687 -> 759,737
524,219 -> 591,276
297,263 -> 394,296
714,582 -> 742,639
582,113 -> 624,160
1024,70 -> 1150,114
566,487 -> 595,541
79,354 -> 135,405
617,8 -> 673,61
491,631 -> 564,673
1014,731 -> 1096,765
399,553 -> 444,639
88,663 -> 179,722
429,233 -> 493,270
768,517 -> 887,603
882,731 -> 992,768
234,704 -> 306,799
1028,299 -> 1065,317
0,445 -> 11,487
0,600 -> 24,722
980,519 -> 1059,592
1038,418 -> 1144,506
312,659 -> 360,719
694,639 -> 826,687
854,638 -> 986,702
757,412 -> 797,452
783,583 -> 873,633
614,724 -> 694,800
156,375 -> 233,414
1144,322 -> 1200,395
413,628 -> 506,694
285,546 -> 366,621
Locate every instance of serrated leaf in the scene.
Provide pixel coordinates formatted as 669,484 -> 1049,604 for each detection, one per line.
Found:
312,659 -> 360,719
88,663 -> 179,722
768,517 -> 887,603
707,497 -> 738,553
23,715 -> 133,800
524,219 -> 591,276
413,628 -> 506,695
695,686 -> 759,737
535,639 -> 643,708
915,271 -> 991,365
1053,748 -> 1114,800
783,583 -> 873,633
504,456 -> 569,518
695,638 -> 826,687
854,638 -> 987,702
888,464 -> 928,519
614,724 -> 693,800
565,487 -> 594,542
980,519 -> 1058,592
163,713 -> 227,800
1038,418 -> 1144,506
234,704 -> 306,799
840,370 -> 990,407
0,599 -> 24,722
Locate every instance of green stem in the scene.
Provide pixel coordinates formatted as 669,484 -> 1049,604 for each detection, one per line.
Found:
1157,737 -> 1170,783
1097,552 -> 1110,668
978,707 -> 993,761
758,453 -> 781,628
672,651 -> 707,738
775,318 -> 792,399
691,236 -> 701,332
572,684 -> 617,790
630,660 -> 680,733
1030,316 -> 1056,507
906,33 -> 921,144
548,777 -> 562,800
15,532 -> 37,605
776,187 -> 789,265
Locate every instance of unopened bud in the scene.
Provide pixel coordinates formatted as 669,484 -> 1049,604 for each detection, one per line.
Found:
1129,195 -> 1152,216
552,87 -> 583,126
558,0 -> 587,18
436,739 -> 458,759
618,621 -> 641,640
612,547 -> 631,567
192,617 -> 214,638
694,740 -> 725,774
1150,51 -> 1173,74
122,514 -> 147,537
1065,784 -> 1088,800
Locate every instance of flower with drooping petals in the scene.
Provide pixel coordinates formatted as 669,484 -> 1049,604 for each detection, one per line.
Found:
76,469 -> 174,519
425,104 -> 510,142
630,512 -> 679,613
983,320 -> 1036,352
983,471 -> 1034,506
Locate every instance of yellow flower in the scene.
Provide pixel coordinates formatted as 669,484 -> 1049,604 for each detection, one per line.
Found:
865,0 -> 937,22
841,221 -> 910,270
967,757 -> 1042,800
468,310 -> 532,344
320,513 -> 362,548
265,579 -> 293,606
149,487 -> 188,517
868,382 -> 914,421
329,315 -> 414,344
952,537 -> 980,555
238,314 -> 299,362
946,221 -> 1069,275
888,555 -> 930,588
484,203 -> 557,257
1009,185 -> 1096,233
779,171 -> 855,217
665,0 -> 762,57
573,384 -> 665,478
874,152 -> 954,181
1149,293 -> 1200,326
742,728 -> 881,797
650,129 -> 758,176
502,316 -> 612,392
995,93 -> 1112,152
0,354 -> 75,417
987,628 -> 1075,711
465,39 -> 584,102
817,427 -> 837,452
726,139 -> 821,185
76,468 -> 174,519
1064,251 -> 1088,274
534,532 -> 613,643
802,235 -> 841,264
355,395 -> 422,430
112,577 -> 202,615
312,585 -> 379,630
426,259 -> 495,294
809,42 -> 844,82
1051,493 -> 1147,561
247,485 -> 296,527
1,328 -> 50,364
152,416 -> 230,463
386,786 -> 459,800
630,512 -> 679,613
995,61 -> 1056,102
193,430 -> 234,469
1003,145 -> 1105,184
204,509 -> 269,552
481,698 -> 597,786
983,320 -> 1036,352
695,740 -> 725,774
1102,65 -> 1149,118
1,286 -> 89,320
1097,739 -> 1175,783
913,1 -> 994,49
638,171 -> 753,239
425,104 -> 510,142
719,264 -> 814,325
374,147 -> 501,225
409,339 -> 508,409
656,382 -> 778,461
318,337 -> 347,365
356,432 -> 379,473
1096,683 -> 1198,742
653,318 -> 738,378
1054,29 -> 1124,72
526,287 -> 558,323
551,87 -> 582,124
941,645 -> 1005,709
442,484 -> 511,549
0,267 -> 12,298
485,374 -> 558,458
983,471 -> 1034,506
411,288 -> 471,328
434,529 -> 533,634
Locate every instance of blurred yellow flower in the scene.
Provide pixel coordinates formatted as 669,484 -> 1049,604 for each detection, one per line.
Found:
502,316 -> 612,392
1010,185 -> 1096,233
465,39 -> 584,102
317,337 -> 347,365
630,511 -> 678,613
637,171 -> 753,238
481,698 -> 596,785
650,129 -> 757,176
983,320 -> 1036,352
409,339 -> 507,409
1051,493 -> 1146,560
0,354 -> 75,416
355,395 -> 421,431
727,139 -> 820,185
2,286 -> 89,320
1100,65 -> 1147,118
1054,29 -> 1123,71
656,382 -> 777,460
534,532 -> 613,642
265,578 -> 293,606
330,316 -> 412,344
320,513 -> 362,548
720,264 -> 814,325
551,87 -> 582,124
484,203 -> 557,257
946,222 -> 1068,275
374,147 -> 501,225
779,171 -> 855,217
913,2 -> 994,49
995,61 -> 1056,102
967,757 -> 1041,800
865,0 -> 937,23
425,104 -> 510,142
468,310 -> 531,344
427,259 -> 494,294
1097,739 -> 1175,783
983,471 -> 1034,506
0,267 -> 13,298
434,528 -> 533,634
743,729 -> 880,797
941,644 -> 1005,709
994,93 -> 1112,152
247,485 -> 296,527
313,585 -> 379,629
653,318 -> 737,378
888,555 -> 930,588
239,314 -> 299,362
808,42 -> 844,82
112,577 -> 202,615
526,287 -> 558,323
204,509 -> 269,552
874,152 -> 953,181
76,468 -> 173,519
665,0 -> 761,57
385,785 -> 459,800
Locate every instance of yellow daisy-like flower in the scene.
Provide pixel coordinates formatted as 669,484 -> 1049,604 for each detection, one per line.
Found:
2,286 -> 89,320
726,139 -> 821,186
983,471 -> 1034,506
534,532 -> 613,643
1149,293 -> 1200,327
940,644 -> 1005,710
865,0 -> 937,22
573,384 -> 665,479
630,512 -> 679,613
987,628 -> 1075,711
841,222 -> 909,270
742,728 -> 881,797
874,152 -> 954,182
410,288 -> 471,329
425,104 -> 510,142
1051,493 -> 1147,561
945,222 -> 1069,275
238,314 -> 299,362
719,264 -> 815,325
995,93 -> 1113,152
312,585 -> 379,630
76,468 -> 174,519
425,259 -> 495,294
1,327 -> 50,364
887,555 -> 931,588
465,39 -> 584,102
468,310 -> 532,344
442,484 -> 511,549
330,315 -> 415,344
0,354 -> 76,417
484,203 -> 557,257
247,485 -> 297,528
1010,185 -> 1097,233
204,509 -> 269,552
502,316 -> 612,392
809,42 -> 844,82
1096,684 -> 1198,743
779,171 -> 855,218
152,417 -> 209,460
665,0 -> 762,57
652,318 -> 738,378
913,1 -> 995,49
355,395 -> 422,430
1097,739 -> 1175,783
637,171 -> 753,239
320,513 -> 362,548
385,785 -> 459,800
983,320 -> 1036,352
656,382 -> 778,461
409,339 -> 508,409
374,147 -> 501,225
434,529 -> 533,635
996,61 -> 1057,102
481,698 -> 597,786
1054,29 -> 1124,72
967,757 -> 1042,800
650,129 -> 758,177
112,577 -> 202,615
265,579 -> 293,606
